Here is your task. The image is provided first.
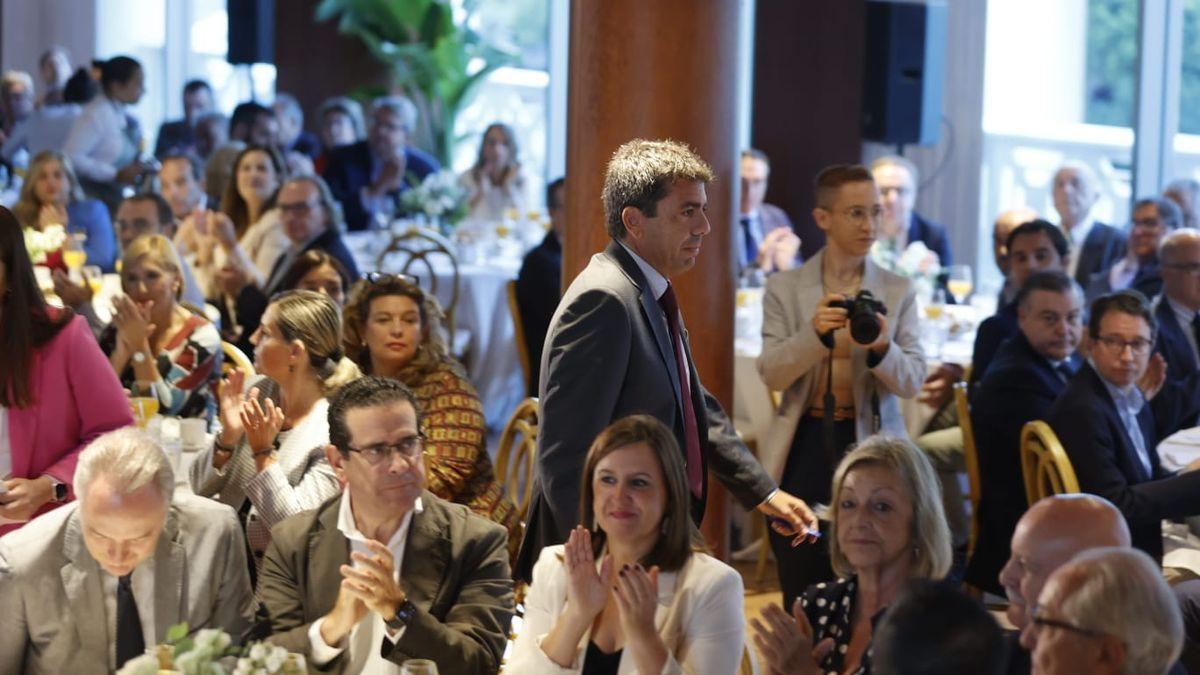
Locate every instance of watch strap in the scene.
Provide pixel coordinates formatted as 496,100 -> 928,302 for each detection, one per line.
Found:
45,476 -> 68,502
384,598 -> 417,632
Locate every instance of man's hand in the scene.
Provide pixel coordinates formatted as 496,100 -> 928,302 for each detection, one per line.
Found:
318,581 -> 368,648
1138,352 -> 1167,402
340,540 -> 408,619
757,491 -> 819,545
759,228 -> 801,273
215,263 -> 251,299
918,363 -> 964,408
369,157 -> 407,197
0,477 -> 55,523
863,312 -> 891,356
811,293 -> 849,338
51,269 -> 93,307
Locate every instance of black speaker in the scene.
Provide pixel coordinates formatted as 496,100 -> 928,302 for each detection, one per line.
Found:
861,0 -> 947,146
227,0 -> 275,65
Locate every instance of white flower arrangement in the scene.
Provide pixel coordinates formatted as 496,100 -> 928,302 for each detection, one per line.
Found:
870,239 -> 942,302
399,170 -> 467,224
116,624 -> 304,675
22,224 -> 67,264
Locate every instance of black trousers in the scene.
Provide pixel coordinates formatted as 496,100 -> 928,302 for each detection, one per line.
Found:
769,414 -> 856,610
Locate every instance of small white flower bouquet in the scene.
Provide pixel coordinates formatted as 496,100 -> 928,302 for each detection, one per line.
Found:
871,240 -> 942,302
23,224 -> 67,265
399,170 -> 467,225
117,623 -> 304,675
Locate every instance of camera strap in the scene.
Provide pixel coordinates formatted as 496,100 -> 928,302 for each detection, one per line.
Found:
823,341 -> 837,466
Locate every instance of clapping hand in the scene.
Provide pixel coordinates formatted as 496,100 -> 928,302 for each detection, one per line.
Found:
340,540 -> 408,619
612,562 -> 660,640
562,526 -> 613,622
240,387 -> 284,461
215,369 -> 247,445
918,363 -> 964,408
111,294 -> 155,353
1138,352 -> 1167,401
37,203 -> 68,230
751,600 -> 834,675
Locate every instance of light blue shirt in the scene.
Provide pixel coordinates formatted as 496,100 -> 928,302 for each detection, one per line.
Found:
1093,360 -> 1153,479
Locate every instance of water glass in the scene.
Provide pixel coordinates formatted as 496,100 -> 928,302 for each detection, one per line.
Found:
401,659 -> 439,675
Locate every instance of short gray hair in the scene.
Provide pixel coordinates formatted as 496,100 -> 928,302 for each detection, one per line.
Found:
75,428 -> 175,504
870,155 -> 920,187
1160,227 -> 1200,262
1050,547 -> 1182,675
273,92 -> 304,126
370,95 -> 418,133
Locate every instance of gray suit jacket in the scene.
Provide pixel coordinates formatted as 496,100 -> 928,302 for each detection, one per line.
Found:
515,241 -> 777,581
756,249 -> 926,481
0,494 -> 254,675
259,492 -> 514,674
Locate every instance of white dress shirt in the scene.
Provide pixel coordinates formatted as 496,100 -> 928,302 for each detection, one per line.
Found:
307,490 -> 423,674
101,564 -> 156,672
1107,254 -> 1139,291
63,95 -> 137,182
1168,297 -> 1200,366
1065,214 -> 1097,280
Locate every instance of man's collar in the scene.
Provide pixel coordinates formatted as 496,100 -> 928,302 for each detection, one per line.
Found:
336,489 -> 422,549
617,240 -> 669,300
1089,358 -> 1144,408
1167,296 -> 1199,321
1067,213 -> 1097,245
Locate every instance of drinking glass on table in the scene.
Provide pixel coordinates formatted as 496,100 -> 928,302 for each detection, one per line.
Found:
62,234 -> 87,275
130,381 -> 160,428
946,264 -> 973,304
401,660 -> 439,675
82,265 -> 103,297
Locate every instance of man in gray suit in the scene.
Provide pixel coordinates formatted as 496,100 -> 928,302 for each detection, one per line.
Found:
740,148 -> 801,277
515,139 -> 819,581
0,427 -> 254,674
259,376 -> 513,674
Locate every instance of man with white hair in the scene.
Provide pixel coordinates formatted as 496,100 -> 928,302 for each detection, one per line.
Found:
1051,161 -> 1127,287
1156,228 -> 1200,388
1028,547 -> 1183,675
322,95 -> 441,231
0,428 -> 254,674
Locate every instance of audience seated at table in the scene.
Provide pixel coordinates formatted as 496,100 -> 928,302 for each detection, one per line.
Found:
871,580 -> 1005,675
202,102 -> 276,206
192,111 -> 227,163
1084,196 -> 1179,302
342,273 -> 521,560
1030,547 -> 1182,675
225,174 -> 360,353
323,95 -> 439,232
273,92 -> 320,173
190,290 -> 359,574
277,248 -> 352,308
750,435 -> 952,675
1046,290 -> 1200,563
738,148 -> 801,278
1155,228 -> 1200,393
870,155 -> 953,268
63,56 -> 155,212
259,375 -> 513,673
1,66 -> 96,167
0,208 -> 132,536
757,164 -> 925,606
515,175 -> 564,396
1166,178 -> 1200,230
0,428 -> 255,673
12,149 -> 117,271
507,414 -> 747,675
970,219 -> 1069,387
158,152 -> 211,222
459,122 -> 526,224
966,271 -> 1084,593
98,233 -> 220,421
993,208 -> 1041,305
1051,161 -> 1127,288
313,95 -> 365,175
153,78 -> 214,160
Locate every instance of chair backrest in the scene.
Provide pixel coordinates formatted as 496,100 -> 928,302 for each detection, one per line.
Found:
495,397 -> 539,521
953,381 -> 982,556
375,226 -> 461,342
1020,420 -> 1081,504
221,341 -> 255,377
506,280 -> 532,395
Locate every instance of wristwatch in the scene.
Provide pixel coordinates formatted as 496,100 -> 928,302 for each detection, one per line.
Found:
131,351 -> 147,364
384,597 -> 417,632
45,476 -> 68,502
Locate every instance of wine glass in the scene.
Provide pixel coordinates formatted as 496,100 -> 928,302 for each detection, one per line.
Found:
401,660 -> 439,675
82,265 -> 103,297
946,264 -> 973,304
63,234 -> 88,275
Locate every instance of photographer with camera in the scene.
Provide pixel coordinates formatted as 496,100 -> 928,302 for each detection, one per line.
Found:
757,164 -> 926,606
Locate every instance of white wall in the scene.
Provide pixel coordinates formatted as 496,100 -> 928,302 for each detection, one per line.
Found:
1,0 -> 96,88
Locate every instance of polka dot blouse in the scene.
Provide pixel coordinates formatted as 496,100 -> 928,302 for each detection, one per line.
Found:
800,577 -> 877,675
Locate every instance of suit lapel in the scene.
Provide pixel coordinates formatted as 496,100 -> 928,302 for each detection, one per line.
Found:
1157,302 -> 1200,373
399,496 -> 449,610
606,242 -> 683,406
1086,367 -> 1151,483
309,503 -> 349,618
152,508 -> 186,641
61,511 -> 110,662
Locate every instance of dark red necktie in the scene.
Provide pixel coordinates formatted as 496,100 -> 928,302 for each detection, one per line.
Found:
659,284 -> 704,498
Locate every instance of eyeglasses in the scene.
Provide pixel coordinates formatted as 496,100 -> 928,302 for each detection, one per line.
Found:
278,199 -> 320,216
345,433 -> 426,466
1131,217 -> 1163,230
820,205 -> 883,225
1164,262 -> 1200,275
1030,605 -> 1107,639
1095,334 -> 1153,355
362,271 -> 420,287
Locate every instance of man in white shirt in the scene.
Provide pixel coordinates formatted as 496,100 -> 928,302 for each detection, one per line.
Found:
259,376 -> 513,674
1051,161 -> 1127,287
0,427 -> 253,674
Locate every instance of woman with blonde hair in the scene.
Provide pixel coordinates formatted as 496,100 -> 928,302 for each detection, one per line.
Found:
507,414 -> 746,674
342,273 -> 521,559
12,150 -> 116,271
191,289 -> 360,571
752,435 -> 952,675
100,233 -> 221,420
459,122 -> 526,223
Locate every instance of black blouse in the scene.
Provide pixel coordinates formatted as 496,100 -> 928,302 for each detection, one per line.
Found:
800,576 -> 876,675
581,640 -> 623,675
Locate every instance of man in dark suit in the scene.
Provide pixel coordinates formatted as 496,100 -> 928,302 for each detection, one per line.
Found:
966,271 -> 1084,592
322,96 -> 440,232
1046,291 -> 1200,561
515,177 -> 565,396
154,79 -> 213,159
970,220 -> 1070,386
1156,228 -> 1200,386
225,175 -> 361,352
871,155 -> 953,266
1085,196 -> 1181,302
515,139 -> 818,582
1052,162 -> 1127,288
739,148 -> 800,277
260,376 -> 513,674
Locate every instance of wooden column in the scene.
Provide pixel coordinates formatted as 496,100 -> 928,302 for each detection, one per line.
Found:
564,0 -> 743,559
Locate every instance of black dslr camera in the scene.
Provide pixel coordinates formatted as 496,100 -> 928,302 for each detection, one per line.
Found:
830,290 -> 888,344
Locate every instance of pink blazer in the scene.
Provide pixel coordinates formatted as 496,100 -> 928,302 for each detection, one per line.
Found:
3,314 -> 133,534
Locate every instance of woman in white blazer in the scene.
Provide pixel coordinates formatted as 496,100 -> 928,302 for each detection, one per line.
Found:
505,415 -> 745,675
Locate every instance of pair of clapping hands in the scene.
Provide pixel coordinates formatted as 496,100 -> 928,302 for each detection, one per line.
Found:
320,540 -> 411,645
215,369 -> 284,463
561,527 -> 662,642
751,599 -> 834,675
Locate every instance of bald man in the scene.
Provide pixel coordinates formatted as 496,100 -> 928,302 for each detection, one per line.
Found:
1156,228 -> 1200,386
993,207 -> 1039,305
1051,162 -> 1126,287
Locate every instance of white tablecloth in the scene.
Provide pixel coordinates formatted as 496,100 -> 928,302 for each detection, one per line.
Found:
346,231 -> 527,430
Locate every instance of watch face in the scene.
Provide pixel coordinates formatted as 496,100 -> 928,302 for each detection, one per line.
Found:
54,482 -> 68,501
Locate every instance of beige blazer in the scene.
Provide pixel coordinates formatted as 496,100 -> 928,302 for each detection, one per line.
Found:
504,545 -> 746,675
0,494 -> 254,675
756,250 -> 926,482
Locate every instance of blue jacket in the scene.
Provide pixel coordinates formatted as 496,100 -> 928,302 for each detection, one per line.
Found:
67,199 -> 117,272
321,140 -> 439,232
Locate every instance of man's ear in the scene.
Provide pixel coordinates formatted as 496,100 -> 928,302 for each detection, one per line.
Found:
621,205 -> 643,241
812,207 -> 831,234
325,444 -> 347,484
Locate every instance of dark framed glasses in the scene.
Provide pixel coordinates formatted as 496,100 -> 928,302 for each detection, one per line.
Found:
1030,605 -> 1108,639
345,433 -> 426,466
